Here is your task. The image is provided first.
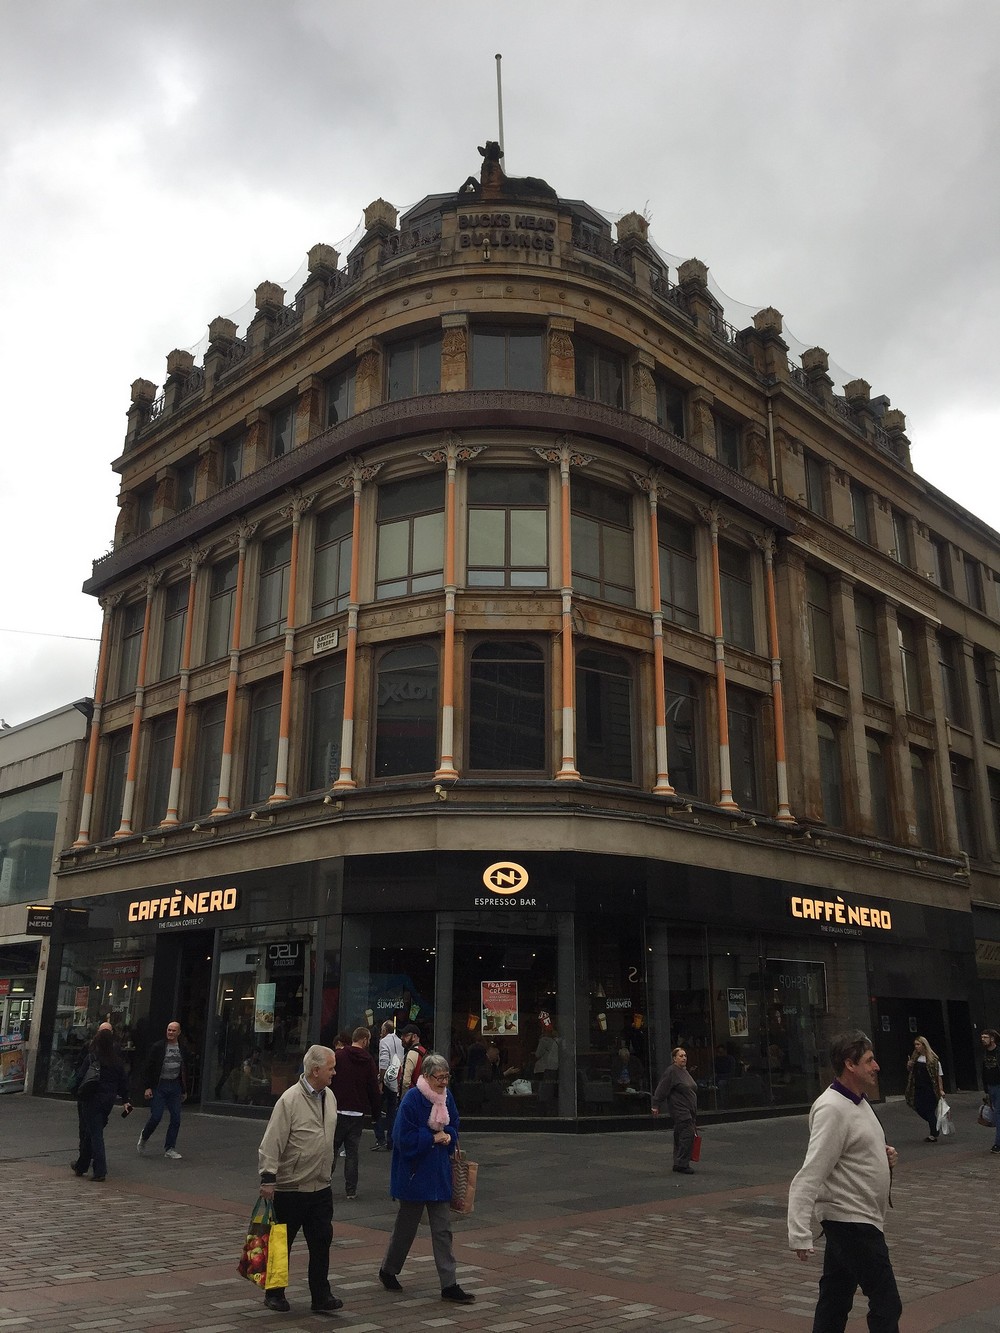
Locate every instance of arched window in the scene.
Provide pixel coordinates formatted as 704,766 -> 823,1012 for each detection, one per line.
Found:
374,644 -> 439,778
576,649 -> 633,782
468,640 -> 546,772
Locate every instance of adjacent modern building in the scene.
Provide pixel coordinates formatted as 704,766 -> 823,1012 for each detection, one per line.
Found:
39,144 -> 1000,1122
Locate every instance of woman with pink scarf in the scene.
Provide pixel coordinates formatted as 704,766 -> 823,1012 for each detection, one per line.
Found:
377,1051 -> 476,1305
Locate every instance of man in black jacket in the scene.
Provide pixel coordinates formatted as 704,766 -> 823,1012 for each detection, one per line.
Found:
981,1028 -> 1000,1153
330,1027 -> 380,1200
137,1020 -> 192,1160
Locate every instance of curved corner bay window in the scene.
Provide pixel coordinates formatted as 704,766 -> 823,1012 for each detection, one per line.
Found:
470,327 -> 544,390
312,503 -> 353,619
576,649 -> 633,781
468,640 -> 546,771
375,643 -> 439,778
376,474 -> 445,599
386,331 -> 442,400
255,531 -> 292,643
665,669 -> 702,798
307,660 -> 346,790
571,477 -> 635,606
466,468 -> 548,588
246,679 -> 282,805
658,512 -> 699,629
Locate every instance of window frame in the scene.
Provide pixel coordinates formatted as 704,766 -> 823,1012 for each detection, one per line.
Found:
306,659 -> 347,790
816,713 -> 844,829
714,412 -> 742,471
570,477 -> 635,607
312,502 -> 354,620
192,695 -> 227,817
850,482 -> 873,545
803,452 -> 827,518
386,330 -> 442,401
142,713 -> 176,829
159,579 -> 189,680
855,591 -> 884,699
719,539 -> 756,653
325,362 -> 357,428
465,467 -> 549,589
664,668 -> 704,799
373,641 -> 440,780
470,325 -> 544,391
205,554 -> 238,663
375,473 -> 446,600
467,638 -> 548,774
270,401 -> 296,460
806,568 -> 838,681
575,647 -> 635,784
573,335 -> 625,409
654,375 -> 686,439
117,600 -> 146,697
245,678 -> 283,806
727,684 -> 764,812
255,530 -> 292,643
657,511 -> 699,630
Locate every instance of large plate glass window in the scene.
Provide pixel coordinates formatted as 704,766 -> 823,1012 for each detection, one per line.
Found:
575,649 -> 633,782
375,474 -> 445,599
468,640 -> 546,772
255,531 -> 292,643
307,659 -> 346,790
386,331 -> 442,400
312,502 -> 353,619
374,643 -> 439,778
470,327 -> 544,390
571,477 -> 635,606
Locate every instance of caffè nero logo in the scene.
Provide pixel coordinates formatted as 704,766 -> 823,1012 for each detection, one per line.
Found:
788,893 -> 892,935
475,861 -> 536,907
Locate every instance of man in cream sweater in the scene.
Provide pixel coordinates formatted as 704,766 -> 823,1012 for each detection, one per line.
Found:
258,1045 -> 342,1316
787,1030 -> 901,1333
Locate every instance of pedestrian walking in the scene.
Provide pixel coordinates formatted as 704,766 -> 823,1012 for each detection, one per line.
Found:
374,1019 -> 405,1150
330,1026 -> 380,1200
399,1023 -> 427,1093
257,1044 -> 343,1316
980,1028 -> 1000,1153
70,1024 -> 132,1182
137,1020 -> 192,1159
377,1051 -> 476,1305
651,1046 -> 698,1173
788,1029 -> 901,1333
904,1035 -> 945,1142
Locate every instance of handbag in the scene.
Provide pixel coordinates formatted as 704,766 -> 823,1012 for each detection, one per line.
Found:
935,1097 -> 954,1136
978,1102 -> 997,1128
237,1196 -> 289,1290
690,1130 -> 702,1163
75,1057 -> 100,1098
450,1149 -> 478,1215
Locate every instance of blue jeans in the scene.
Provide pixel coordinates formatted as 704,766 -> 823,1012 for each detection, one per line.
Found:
989,1085 -> 1000,1148
141,1080 -> 183,1151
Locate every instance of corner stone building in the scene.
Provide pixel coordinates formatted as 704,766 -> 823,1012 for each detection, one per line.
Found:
43,146 -> 1000,1122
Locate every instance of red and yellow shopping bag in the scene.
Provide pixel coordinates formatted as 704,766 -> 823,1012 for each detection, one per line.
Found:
237,1196 -> 289,1290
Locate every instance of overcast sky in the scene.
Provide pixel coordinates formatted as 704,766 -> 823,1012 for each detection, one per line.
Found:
1,0 -> 998,728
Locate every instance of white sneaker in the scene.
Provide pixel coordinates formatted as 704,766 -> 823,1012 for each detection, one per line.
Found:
164,1148 -> 182,1160
338,1147 -> 346,1158
136,1136 -> 146,1154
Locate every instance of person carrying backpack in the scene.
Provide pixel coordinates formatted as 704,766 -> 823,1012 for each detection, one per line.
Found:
374,1020 -> 405,1150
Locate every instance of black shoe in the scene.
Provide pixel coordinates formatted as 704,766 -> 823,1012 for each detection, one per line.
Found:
991,1145 -> 1000,1154
264,1293 -> 291,1312
92,1175 -> 107,1182
370,1142 -> 386,1151
70,1162 -> 86,1177
310,1295 -> 344,1313
378,1269 -> 402,1291
441,1284 -> 475,1304
673,1166 -> 695,1174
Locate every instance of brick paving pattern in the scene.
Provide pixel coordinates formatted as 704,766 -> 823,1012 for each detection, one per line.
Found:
2,1091 -> 999,1331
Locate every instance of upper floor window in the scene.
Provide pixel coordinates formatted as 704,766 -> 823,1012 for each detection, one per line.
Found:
221,434 -> 244,488
325,363 -> 356,428
803,451 -> 827,518
571,477 -> 635,606
951,754 -> 978,858
806,568 -> 837,680
727,685 -> 763,812
255,531 -> 292,643
270,402 -> 296,460
898,615 -> 923,714
576,649 -> 634,782
307,660 -> 346,790
989,768 -> 1000,848
974,649 -> 999,743
245,678 -> 282,805
466,468 -> 548,588
386,331 -> 442,400
313,503 -> 353,619
374,643 -> 439,778
118,600 -> 146,696
937,633 -> 968,727
174,457 -> 197,512
930,535 -> 952,592
891,508 -> 914,567
719,539 -> 755,652
714,413 -> 742,471
376,474 -> 445,599
159,580 -> 189,679
468,640 -> 546,772
910,748 -> 936,849
816,714 -> 844,828
655,376 -> 686,438
855,591 -> 883,698
0,777 -> 61,906
205,554 -> 238,662
865,732 -> 893,840
964,555 -> 985,611
850,483 -> 873,545
192,696 -> 227,817
665,669 -> 703,798
470,327 -> 544,390
658,512 -> 699,629
573,336 -> 624,409
142,713 -> 176,829
136,487 -> 155,535
100,730 -> 131,839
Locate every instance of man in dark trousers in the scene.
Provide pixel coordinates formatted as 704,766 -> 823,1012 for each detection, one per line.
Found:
258,1044 -> 343,1316
787,1030 -> 901,1333
330,1026 -> 381,1200
137,1020 -> 191,1160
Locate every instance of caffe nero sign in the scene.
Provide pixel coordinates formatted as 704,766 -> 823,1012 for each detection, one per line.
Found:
788,893 -> 892,937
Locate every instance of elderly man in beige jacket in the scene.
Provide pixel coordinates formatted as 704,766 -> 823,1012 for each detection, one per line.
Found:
258,1045 -> 342,1316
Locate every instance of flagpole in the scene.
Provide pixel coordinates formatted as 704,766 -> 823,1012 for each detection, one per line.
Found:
495,53 -> 505,158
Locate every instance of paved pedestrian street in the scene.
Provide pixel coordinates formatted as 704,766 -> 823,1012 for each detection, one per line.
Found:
2,1091 -> 999,1331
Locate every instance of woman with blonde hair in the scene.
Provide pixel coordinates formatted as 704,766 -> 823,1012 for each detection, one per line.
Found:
905,1035 -> 945,1141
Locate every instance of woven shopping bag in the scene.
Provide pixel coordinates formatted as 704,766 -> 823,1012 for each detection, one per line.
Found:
450,1149 -> 479,1215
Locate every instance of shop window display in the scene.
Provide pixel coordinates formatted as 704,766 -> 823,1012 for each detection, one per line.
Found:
576,916 -> 649,1116
338,913 -> 437,1048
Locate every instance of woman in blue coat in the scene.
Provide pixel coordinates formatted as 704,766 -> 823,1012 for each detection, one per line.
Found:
376,1051 -> 475,1305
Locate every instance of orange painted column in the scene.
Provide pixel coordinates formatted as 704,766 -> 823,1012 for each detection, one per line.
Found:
757,530 -> 796,822
535,441 -> 590,781
334,460 -> 381,790
212,519 -> 256,816
73,593 -> 120,847
703,503 -> 739,811
115,572 -> 161,836
270,491 -> 314,802
638,475 -> 674,794
161,549 -> 205,826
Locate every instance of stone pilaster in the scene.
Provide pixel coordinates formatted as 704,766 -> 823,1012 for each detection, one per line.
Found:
353,338 -> 382,413
630,351 -> 658,425
441,315 -> 468,392
547,317 -> 575,395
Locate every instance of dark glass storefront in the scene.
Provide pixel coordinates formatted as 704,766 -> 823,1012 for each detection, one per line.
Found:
39,850 -> 980,1122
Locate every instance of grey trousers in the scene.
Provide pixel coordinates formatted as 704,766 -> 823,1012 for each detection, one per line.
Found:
382,1199 -> 457,1289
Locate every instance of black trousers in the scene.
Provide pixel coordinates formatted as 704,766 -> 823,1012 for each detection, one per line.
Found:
271,1186 -> 333,1305
814,1221 -> 901,1333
